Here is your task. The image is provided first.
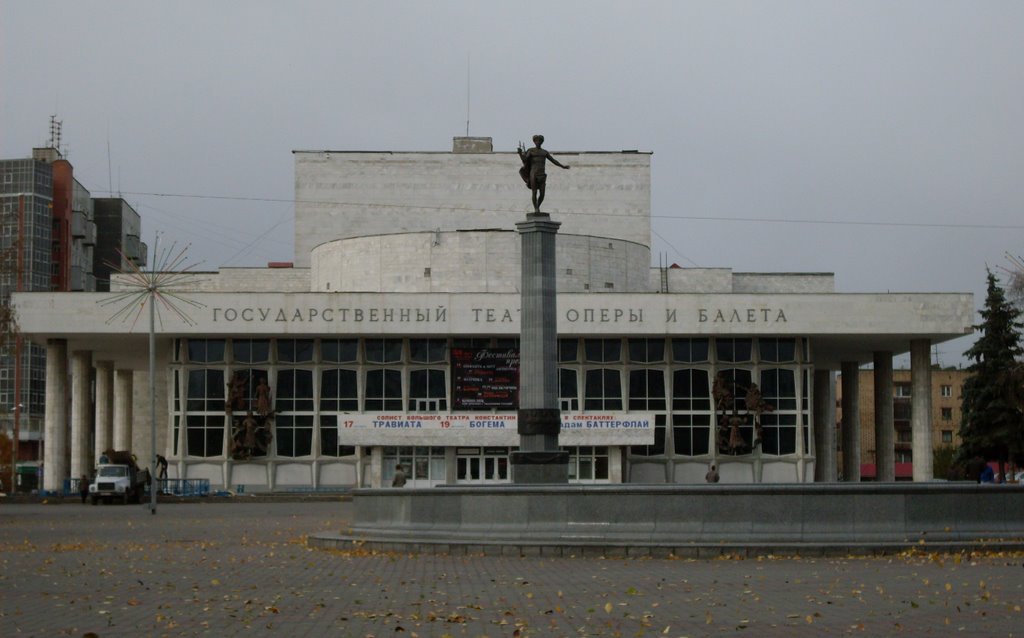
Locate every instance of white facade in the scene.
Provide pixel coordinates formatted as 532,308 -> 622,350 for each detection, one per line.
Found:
13,138 -> 973,491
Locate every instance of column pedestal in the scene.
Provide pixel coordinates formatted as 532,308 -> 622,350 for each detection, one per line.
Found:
813,369 -> 836,482
873,352 -> 895,482
910,339 -> 933,481
70,350 -> 93,480
512,212 -> 568,483
94,361 -> 114,461
43,339 -> 68,492
113,369 -> 133,451
840,361 -> 861,482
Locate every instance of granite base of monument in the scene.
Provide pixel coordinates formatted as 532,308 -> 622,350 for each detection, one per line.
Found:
510,450 -> 569,484
310,483 -> 1024,557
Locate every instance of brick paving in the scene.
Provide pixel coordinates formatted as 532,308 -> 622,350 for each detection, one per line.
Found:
1,500 -> 1022,637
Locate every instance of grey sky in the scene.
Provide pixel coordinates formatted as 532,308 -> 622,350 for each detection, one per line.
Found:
3,1 -> 1022,365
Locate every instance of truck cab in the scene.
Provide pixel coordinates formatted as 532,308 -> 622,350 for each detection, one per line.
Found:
89,451 -> 149,504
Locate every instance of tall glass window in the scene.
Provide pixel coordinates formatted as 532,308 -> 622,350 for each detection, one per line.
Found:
319,415 -> 356,457
185,368 -> 224,457
408,369 -> 447,411
320,368 -> 358,411
584,369 -> 622,410
672,369 -> 711,456
559,368 -> 579,411
365,369 -> 402,410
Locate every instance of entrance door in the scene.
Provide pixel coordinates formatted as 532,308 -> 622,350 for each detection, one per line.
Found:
456,447 -> 510,484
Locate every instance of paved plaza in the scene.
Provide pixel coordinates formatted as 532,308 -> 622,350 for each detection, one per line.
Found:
1,500 -> 1021,637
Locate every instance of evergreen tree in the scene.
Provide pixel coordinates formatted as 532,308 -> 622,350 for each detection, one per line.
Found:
958,270 -> 1024,469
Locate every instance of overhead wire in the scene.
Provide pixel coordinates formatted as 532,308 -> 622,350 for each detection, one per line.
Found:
94,189 -> 1024,230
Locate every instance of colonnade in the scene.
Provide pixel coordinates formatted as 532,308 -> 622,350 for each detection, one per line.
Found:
38,338 -> 940,491
42,339 -> 136,492
818,339 -> 935,482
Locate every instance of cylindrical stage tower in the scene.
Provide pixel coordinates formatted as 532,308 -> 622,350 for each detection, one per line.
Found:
512,212 -> 568,483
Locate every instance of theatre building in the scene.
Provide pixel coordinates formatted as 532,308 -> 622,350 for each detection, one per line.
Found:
13,137 -> 973,492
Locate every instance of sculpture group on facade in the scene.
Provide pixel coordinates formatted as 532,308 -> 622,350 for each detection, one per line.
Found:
712,374 -> 774,455
226,371 -> 274,460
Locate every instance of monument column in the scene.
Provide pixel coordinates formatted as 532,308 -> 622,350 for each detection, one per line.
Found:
812,368 -> 836,482
512,212 -> 568,483
873,351 -> 895,481
70,350 -> 93,481
113,369 -> 133,451
840,361 -> 861,481
43,339 -> 68,492
94,361 -> 114,461
910,339 -> 934,481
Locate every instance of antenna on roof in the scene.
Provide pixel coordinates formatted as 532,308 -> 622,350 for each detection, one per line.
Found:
107,129 -> 114,197
48,115 -> 63,153
465,52 -> 471,136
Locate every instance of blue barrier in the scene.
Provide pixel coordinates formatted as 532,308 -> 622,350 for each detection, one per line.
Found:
62,477 -> 87,497
153,478 -> 211,497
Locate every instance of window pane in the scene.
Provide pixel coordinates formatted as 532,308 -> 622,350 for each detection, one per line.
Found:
631,414 -> 666,456
672,369 -> 711,411
321,339 -> 358,363
409,338 -> 447,363
559,339 -> 578,362
365,338 -> 403,363
278,339 -> 314,363
277,369 -> 314,412
760,368 -> 797,410
187,339 -> 225,363
320,368 -> 358,411
584,368 -> 622,410
232,339 -> 270,364
366,369 -> 403,410
628,369 -> 665,410
716,338 -> 752,363
320,415 -> 339,456
584,339 -> 621,363
672,338 -> 709,363
628,338 -> 665,363
559,368 -> 579,411
673,413 -> 711,456
409,369 -> 447,411
187,369 -> 224,412
759,338 -> 795,363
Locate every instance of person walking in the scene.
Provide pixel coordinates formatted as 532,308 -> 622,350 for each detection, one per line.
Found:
391,464 -> 407,487
705,463 -> 720,483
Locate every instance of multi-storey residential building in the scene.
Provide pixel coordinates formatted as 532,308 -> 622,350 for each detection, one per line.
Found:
92,198 -> 146,291
1,143 -> 145,489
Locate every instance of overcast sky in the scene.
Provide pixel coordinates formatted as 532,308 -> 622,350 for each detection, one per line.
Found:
3,1 -> 1022,365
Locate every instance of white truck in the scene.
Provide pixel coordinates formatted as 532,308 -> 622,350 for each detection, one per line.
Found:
89,451 -> 150,505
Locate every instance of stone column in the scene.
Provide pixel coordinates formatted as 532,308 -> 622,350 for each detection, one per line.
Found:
812,369 -> 836,482
910,339 -> 934,481
113,369 -> 133,451
94,361 -> 114,461
873,351 -> 895,482
70,350 -> 93,481
840,361 -> 861,482
512,212 -> 568,483
43,339 -> 68,492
